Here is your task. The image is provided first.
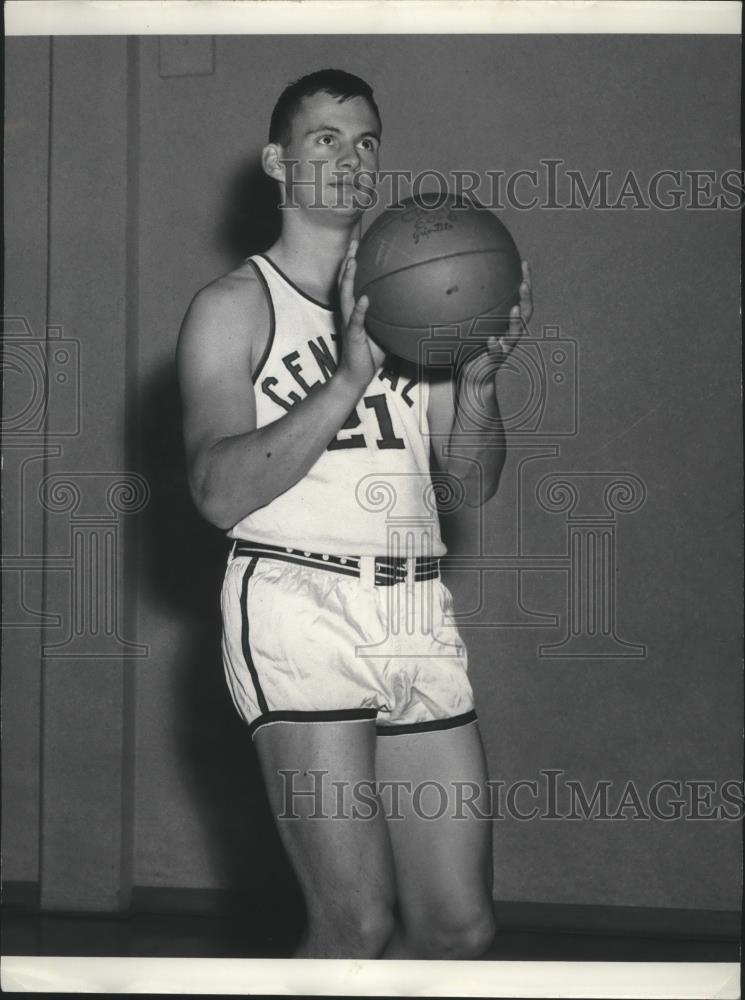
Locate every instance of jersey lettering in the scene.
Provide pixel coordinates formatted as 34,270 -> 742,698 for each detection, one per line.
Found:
282,350 -> 322,395
327,407 -> 366,450
364,394 -> 406,449
232,256 -> 445,557
261,376 -> 298,412
308,336 -> 337,381
261,336 -> 420,416
329,393 -> 406,451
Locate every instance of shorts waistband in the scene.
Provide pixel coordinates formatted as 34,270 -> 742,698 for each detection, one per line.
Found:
230,540 -> 440,586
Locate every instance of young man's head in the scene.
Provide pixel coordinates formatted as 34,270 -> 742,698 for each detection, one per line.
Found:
262,69 -> 381,217
268,69 -> 381,148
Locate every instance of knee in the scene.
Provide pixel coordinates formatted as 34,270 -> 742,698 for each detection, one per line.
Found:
413,906 -> 495,959
353,904 -> 396,957
306,901 -> 395,958
451,909 -> 496,958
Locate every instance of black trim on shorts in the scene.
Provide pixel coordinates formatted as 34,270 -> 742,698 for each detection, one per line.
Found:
375,709 -> 477,736
249,708 -> 378,739
230,539 -> 440,586
235,545 -> 360,579
257,253 -> 335,312
247,258 -> 276,385
239,557 -> 269,715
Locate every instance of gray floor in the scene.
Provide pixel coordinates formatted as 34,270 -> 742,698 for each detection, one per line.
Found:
1,905 -> 739,961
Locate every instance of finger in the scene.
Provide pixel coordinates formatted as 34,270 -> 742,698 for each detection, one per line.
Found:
340,256 -> 358,318
521,259 -> 531,289
519,279 -> 533,322
343,238 -> 359,276
508,303 -> 522,337
337,238 -> 359,290
486,334 -> 507,367
346,293 -> 369,336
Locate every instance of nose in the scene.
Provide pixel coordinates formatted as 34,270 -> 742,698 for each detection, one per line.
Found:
336,143 -> 360,171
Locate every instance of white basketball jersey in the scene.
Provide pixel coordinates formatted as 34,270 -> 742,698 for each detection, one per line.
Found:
229,254 -> 446,557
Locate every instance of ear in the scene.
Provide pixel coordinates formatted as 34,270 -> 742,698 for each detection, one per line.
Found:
262,143 -> 285,182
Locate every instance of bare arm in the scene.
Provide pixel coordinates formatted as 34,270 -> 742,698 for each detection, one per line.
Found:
426,261 -> 533,508
177,248 -> 378,530
426,371 -> 506,509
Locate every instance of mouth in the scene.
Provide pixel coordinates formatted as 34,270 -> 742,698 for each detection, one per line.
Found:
325,175 -> 374,210
326,179 -> 366,209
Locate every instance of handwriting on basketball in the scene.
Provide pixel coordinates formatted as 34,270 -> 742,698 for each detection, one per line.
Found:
411,218 -> 454,244
415,213 -> 456,244
400,206 -> 457,245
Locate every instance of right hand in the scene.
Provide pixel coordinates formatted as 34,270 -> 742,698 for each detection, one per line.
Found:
334,239 -> 386,392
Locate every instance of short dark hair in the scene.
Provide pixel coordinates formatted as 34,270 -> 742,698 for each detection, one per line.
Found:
269,69 -> 381,146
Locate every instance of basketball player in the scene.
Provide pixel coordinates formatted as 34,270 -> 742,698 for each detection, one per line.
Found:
178,70 -> 533,959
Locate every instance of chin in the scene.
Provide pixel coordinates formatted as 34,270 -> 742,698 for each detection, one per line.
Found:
325,185 -> 372,213
315,203 -> 366,226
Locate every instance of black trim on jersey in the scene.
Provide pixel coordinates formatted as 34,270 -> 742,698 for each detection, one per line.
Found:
239,557 -> 269,715
257,253 -> 335,312
375,709 -> 477,736
247,258 -> 276,384
249,708 -> 378,739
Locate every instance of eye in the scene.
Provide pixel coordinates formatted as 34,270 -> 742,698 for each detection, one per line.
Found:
358,138 -> 377,151
318,134 -> 335,146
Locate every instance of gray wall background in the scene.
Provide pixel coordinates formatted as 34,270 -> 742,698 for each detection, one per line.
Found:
2,34 -> 741,914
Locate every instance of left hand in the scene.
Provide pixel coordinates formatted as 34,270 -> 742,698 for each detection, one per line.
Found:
460,260 -> 533,380
487,259 -> 533,367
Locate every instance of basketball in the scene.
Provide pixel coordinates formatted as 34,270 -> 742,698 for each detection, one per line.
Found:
354,194 -> 522,364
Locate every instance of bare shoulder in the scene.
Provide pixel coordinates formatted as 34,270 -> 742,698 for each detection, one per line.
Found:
177,260 -> 270,376
177,261 -> 270,463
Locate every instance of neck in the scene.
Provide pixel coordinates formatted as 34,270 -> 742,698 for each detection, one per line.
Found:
268,211 -> 362,304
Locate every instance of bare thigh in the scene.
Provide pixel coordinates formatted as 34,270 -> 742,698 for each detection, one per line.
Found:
254,719 -> 396,958
375,720 -> 494,956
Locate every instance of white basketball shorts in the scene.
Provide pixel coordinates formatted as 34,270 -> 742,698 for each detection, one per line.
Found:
220,542 -> 476,739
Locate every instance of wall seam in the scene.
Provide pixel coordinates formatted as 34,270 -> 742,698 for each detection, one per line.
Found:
38,33 -> 55,903
119,34 -> 141,911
